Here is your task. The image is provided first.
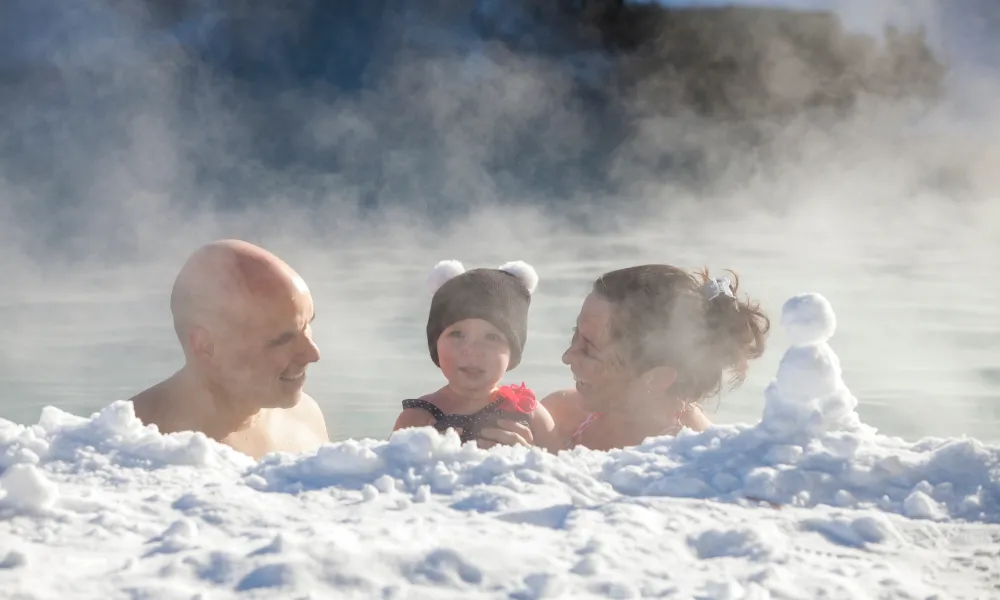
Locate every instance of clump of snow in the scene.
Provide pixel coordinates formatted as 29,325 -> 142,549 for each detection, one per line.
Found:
0,400 -> 254,474
800,512 -> 903,548
0,464 -> 59,514
688,522 -> 789,561
0,548 -> 27,570
1,293 -> 1000,598
903,489 -> 947,520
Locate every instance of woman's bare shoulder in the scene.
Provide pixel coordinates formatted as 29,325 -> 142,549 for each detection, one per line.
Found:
539,389 -> 589,435
540,388 -> 582,411
681,404 -> 712,432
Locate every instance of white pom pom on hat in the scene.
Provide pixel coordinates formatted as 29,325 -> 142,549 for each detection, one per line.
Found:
427,260 -> 466,293
498,260 -> 539,294
427,259 -> 539,295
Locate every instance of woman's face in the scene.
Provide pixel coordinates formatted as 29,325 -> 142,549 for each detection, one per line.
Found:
562,292 -> 637,412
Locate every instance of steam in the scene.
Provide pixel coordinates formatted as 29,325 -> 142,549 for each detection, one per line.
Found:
0,0 -> 997,442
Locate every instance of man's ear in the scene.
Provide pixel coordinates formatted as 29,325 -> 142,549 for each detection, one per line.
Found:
187,326 -> 215,362
641,365 -> 678,396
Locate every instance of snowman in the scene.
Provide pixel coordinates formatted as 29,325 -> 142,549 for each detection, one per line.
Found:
761,293 -> 865,439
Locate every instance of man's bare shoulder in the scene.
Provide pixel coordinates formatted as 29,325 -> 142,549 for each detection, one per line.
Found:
289,393 -> 330,442
129,380 -> 176,432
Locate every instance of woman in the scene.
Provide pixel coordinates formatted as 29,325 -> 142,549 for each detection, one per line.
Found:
478,264 -> 770,451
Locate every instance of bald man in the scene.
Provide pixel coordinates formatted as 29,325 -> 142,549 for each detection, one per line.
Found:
130,240 -> 329,459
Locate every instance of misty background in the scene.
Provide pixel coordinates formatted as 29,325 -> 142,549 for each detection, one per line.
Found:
0,0 -> 997,442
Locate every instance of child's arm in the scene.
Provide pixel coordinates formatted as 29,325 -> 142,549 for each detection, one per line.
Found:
392,408 -> 437,432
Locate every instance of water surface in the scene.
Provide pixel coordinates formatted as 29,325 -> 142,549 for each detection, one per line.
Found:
3,208 -> 997,444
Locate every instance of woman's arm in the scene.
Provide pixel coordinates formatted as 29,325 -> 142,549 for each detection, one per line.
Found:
476,389 -> 596,451
476,418 -> 534,448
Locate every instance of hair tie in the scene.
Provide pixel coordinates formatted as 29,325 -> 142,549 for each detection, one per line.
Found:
703,276 -> 735,302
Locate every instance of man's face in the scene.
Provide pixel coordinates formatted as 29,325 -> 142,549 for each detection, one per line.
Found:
212,277 -> 320,410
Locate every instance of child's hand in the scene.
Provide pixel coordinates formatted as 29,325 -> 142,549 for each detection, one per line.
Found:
477,419 -> 534,448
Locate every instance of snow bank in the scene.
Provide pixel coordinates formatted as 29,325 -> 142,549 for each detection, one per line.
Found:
1,293 -> 999,599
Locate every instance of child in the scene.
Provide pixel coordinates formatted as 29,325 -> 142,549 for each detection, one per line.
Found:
392,259 -> 558,451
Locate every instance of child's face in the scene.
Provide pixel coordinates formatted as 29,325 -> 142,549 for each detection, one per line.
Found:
437,318 -> 511,393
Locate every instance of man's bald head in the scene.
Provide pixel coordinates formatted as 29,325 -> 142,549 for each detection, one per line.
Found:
171,240 -> 309,350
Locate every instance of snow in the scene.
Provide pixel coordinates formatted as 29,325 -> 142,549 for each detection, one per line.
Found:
2,293 -> 1000,599
762,292 -> 865,437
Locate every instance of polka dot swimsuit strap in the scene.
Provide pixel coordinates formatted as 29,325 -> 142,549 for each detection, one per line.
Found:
401,399 -> 530,443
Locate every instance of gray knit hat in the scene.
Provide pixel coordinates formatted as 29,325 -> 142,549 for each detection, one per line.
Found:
426,260 -> 539,370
